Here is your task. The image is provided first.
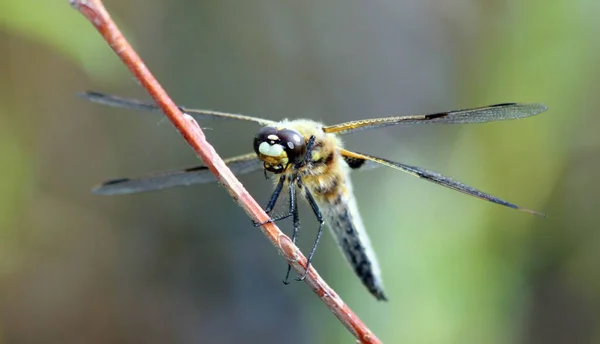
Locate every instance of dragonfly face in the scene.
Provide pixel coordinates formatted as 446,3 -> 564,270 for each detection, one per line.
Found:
81,91 -> 547,301
253,126 -> 306,173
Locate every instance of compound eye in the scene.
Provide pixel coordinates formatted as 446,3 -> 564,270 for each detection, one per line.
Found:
277,129 -> 306,164
253,126 -> 279,155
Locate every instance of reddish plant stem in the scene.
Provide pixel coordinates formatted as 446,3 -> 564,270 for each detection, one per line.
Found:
70,1 -> 382,342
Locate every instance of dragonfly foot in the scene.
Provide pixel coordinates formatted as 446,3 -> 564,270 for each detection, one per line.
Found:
282,264 -> 293,285
296,269 -> 309,282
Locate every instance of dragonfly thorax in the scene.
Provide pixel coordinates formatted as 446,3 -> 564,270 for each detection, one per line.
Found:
253,126 -> 307,173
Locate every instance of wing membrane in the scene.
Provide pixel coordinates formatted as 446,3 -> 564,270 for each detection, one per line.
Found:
93,153 -> 262,195
324,103 -> 547,135
80,91 -> 277,126
340,149 -> 544,216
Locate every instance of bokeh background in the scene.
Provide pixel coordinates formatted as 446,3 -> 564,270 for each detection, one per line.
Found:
1,0 -> 599,343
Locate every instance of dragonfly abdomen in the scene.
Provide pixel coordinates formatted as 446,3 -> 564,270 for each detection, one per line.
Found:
318,183 -> 387,301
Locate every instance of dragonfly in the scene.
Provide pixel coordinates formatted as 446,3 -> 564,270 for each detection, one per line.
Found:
82,91 -> 547,301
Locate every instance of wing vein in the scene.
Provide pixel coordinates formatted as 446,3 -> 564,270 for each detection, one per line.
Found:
340,149 -> 544,216
93,153 -> 262,195
79,91 -> 277,125
324,103 -> 547,135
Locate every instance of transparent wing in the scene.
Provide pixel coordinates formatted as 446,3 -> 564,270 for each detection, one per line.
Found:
80,91 -> 277,126
323,103 -> 547,135
93,153 -> 262,195
340,149 -> 544,216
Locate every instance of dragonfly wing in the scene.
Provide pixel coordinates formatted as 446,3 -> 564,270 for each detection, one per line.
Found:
93,153 -> 262,195
340,149 -> 544,216
323,103 -> 547,135
80,91 -> 277,126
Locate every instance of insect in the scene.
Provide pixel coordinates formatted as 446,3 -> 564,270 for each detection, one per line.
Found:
82,91 -> 547,301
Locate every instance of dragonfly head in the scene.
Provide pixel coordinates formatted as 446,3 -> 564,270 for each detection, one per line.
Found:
253,126 -> 307,173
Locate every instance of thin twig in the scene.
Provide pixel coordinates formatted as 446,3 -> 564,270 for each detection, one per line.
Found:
69,1 -> 381,343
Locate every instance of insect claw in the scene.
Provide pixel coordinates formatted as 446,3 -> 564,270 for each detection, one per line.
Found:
296,270 -> 309,282
282,265 -> 293,285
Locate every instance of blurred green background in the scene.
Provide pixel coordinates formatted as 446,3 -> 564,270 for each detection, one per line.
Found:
1,0 -> 599,343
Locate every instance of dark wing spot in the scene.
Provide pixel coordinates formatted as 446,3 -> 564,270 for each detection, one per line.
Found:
343,156 -> 367,170
184,166 -> 208,172
102,178 -> 131,186
489,102 -> 517,107
423,112 -> 448,120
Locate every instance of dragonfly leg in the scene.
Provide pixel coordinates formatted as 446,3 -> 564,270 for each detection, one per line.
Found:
283,176 -> 300,285
296,178 -> 324,281
252,174 -> 286,227
265,174 -> 286,215
295,135 -> 316,168
267,176 -> 297,223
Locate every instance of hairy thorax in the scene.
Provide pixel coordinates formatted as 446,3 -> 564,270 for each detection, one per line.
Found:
278,119 -> 350,205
